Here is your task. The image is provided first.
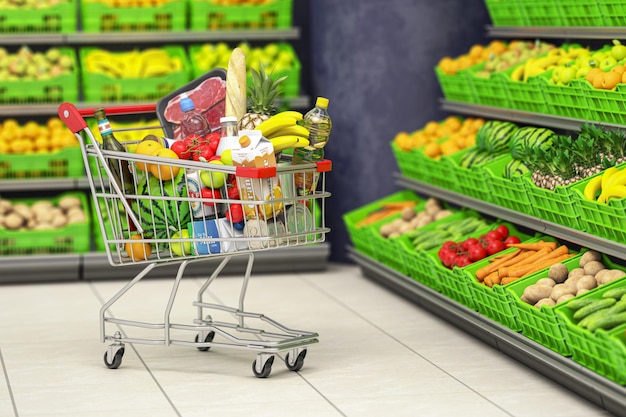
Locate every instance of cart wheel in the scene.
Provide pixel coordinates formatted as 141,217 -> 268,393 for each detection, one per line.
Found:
285,349 -> 307,372
252,355 -> 274,378
195,331 -> 215,351
103,347 -> 125,369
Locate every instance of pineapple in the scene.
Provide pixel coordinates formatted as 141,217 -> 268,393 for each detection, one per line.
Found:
237,63 -> 287,131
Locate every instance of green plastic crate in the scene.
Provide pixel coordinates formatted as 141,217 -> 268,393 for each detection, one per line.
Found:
467,64 -> 510,108
80,0 -> 186,32
580,79 -> 626,125
190,0 -> 292,31
0,47 -> 78,105
570,164 -> 626,243
538,72 -> 592,120
556,275 -> 626,384
391,142 -> 428,182
414,145 -> 460,191
189,43 -> 300,98
482,154 -> 534,215
0,146 -> 84,180
484,0 -> 526,26
597,0 -> 626,26
518,0 -> 563,26
342,190 -> 423,260
557,0 -> 606,26
80,46 -> 190,103
0,0 -> 77,34
523,174 -> 584,230
444,147 -> 494,202
0,192 -> 90,255
435,66 -> 475,103
501,67 -> 548,113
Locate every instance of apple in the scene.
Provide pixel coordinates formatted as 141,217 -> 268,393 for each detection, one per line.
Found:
171,229 -> 191,256
612,39 -> 626,61
600,55 -> 617,71
220,149 -> 233,165
559,66 -> 577,85
199,160 -> 228,189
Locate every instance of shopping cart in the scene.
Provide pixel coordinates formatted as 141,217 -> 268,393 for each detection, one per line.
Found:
58,102 -> 332,378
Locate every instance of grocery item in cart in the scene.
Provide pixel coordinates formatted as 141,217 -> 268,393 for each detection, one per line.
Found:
178,93 -> 211,139
95,108 -> 134,193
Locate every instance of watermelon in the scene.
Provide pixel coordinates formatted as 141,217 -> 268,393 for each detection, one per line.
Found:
509,127 -> 555,160
132,169 -> 191,245
460,148 -> 497,168
476,121 -> 518,153
504,158 -> 530,178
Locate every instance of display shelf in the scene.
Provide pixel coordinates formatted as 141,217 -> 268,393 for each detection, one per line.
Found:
0,177 -> 89,192
440,99 -> 624,131
347,247 -> 626,417
0,243 -> 330,284
0,28 -> 300,46
394,173 -> 626,260
486,25 -> 626,40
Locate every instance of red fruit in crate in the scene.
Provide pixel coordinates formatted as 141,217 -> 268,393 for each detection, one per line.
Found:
193,144 -> 215,162
504,235 -> 521,245
206,132 -> 221,143
486,230 -> 504,242
496,225 -> 509,239
454,254 -> 472,268
485,239 -> 506,256
226,203 -> 244,224
468,244 -> 487,262
201,187 -> 221,205
170,140 -> 191,160
461,237 -> 480,250
227,183 -> 240,200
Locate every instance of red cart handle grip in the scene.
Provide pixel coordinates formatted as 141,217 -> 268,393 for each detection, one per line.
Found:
58,102 -> 158,134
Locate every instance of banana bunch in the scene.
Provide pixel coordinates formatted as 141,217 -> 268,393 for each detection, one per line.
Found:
254,111 -> 311,152
583,166 -> 626,203
84,48 -> 183,79
511,47 -> 590,82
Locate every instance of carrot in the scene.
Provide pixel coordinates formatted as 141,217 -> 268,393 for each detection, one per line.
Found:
381,202 -> 416,209
508,247 -> 571,278
498,248 -> 551,278
480,270 -> 499,284
356,208 -> 396,226
519,253 -> 576,278
501,276 -> 520,285
475,249 -> 521,280
506,240 -> 558,252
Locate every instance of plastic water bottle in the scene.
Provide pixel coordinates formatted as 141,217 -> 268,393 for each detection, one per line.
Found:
216,116 -> 239,156
179,93 -> 211,139
292,97 -> 332,195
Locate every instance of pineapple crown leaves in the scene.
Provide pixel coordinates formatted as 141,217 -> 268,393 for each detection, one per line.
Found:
247,62 -> 287,115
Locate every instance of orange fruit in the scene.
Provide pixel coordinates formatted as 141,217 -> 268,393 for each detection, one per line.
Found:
124,234 -> 152,261
148,147 -> 180,180
424,121 -> 439,135
601,70 -> 621,90
443,116 -> 462,131
611,65 -> 626,76
134,139 -> 163,171
586,68 -> 603,84
423,142 -> 441,159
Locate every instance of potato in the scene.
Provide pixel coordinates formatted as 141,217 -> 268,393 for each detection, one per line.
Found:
434,210 -> 453,221
579,250 -> 602,268
401,207 -> 415,221
67,212 -> 86,224
31,200 -> 54,213
550,283 -> 576,301
51,215 -> 67,229
12,203 -> 31,220
388,232 -> 400,239
3,212 -> 23,230
548,263 -> 569,283
564,274 -> 584,289
584,260 -> 606,277
535,298 -> 556,308
0,199 -> 12,215
536,278 -> 556,287
597,269 -> 626,285
576,275 -> 598,291
523,284 -> 553,305
556,294 -> 575,304
380,223 -> 395,238
577,288 -> 590,296
568,268 -> 586,280
398,222 -> 413,235
35,209 -> 54,224
58,195 -> 82,211
424,198 -> 441,215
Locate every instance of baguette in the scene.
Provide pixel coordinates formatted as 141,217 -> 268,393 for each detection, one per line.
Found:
225,47 -> 247,121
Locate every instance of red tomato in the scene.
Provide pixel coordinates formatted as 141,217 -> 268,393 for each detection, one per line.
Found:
504,235 -> 521,245
227,183 -> 240,200
206,132 -> 221,143
170,140 -> 191,160
193,144 -> 215,162
461,237 -> 480,250
201,187 -> 221,205
226,204 -> 244,224
496,225 -> 509,239
486,230 -> 504,242
485,239 -> 506,256
442,240 -> 457,251
454,254 -> 472,267
468,244 -> 487,262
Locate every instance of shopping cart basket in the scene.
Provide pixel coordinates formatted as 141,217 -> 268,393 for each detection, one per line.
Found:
58,102 -> 332,378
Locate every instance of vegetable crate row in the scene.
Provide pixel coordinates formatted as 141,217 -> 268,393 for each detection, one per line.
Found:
59,102 -> 331,378
344,190 -> 626,385
0,0 -> 292,34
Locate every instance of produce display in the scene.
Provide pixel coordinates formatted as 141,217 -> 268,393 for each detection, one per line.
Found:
0,0 -> 71,8
408,216 -> 488,252
0,194 -> 86,231
520,250 -> 625,309
513,44 -> 589,83
548,41 -> 625,87
437,40 -> 508,75
0,46 -> 73,81
192,42 -> 297,76
377,198 -> 453,239
83,47 -> 183,79
474,40 -> 555,79
458,120 -> 518,169
0,117 -> 78,154
393,116 -> 484,155
566,285 -> 626,332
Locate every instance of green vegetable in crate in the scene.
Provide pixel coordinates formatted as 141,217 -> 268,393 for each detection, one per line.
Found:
509,126 -> 555,160
503,158 -> 530,178
409,216 -> 489,251
475,120 -> 518,153
132,169 -> 191,247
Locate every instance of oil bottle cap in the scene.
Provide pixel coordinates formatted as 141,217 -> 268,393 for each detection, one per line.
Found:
315,97 -> 329,109
239,135 -> 251,147
220,116 -> 238,124
180,93 -> 195,113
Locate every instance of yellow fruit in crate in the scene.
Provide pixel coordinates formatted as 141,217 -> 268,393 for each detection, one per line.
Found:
443,116 -> 462,131
34,136 -> 50,151
134,140 -> 163,171
424,121 -> 439,135
411,131 -> 429,147
125,233 -> 152,261
450,133 -> 466,148
148,148 -> 180,181
22,121 -> 40,139
440,140 -> 460,156
423,142 -> 441,159
394,131 -> 412,151
465,133 -> 476,147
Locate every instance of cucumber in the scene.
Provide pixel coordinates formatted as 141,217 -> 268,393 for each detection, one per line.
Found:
573,298 -> 617,321
607,299 -> 626,315
566,298 -> 597,311
578,307 -> 613,329
586,311 -> 626,332
602,286 -> 626,300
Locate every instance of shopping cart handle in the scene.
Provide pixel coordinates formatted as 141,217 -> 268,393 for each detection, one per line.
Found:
58,102 -> 89,134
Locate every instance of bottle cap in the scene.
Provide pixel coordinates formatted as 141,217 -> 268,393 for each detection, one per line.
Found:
239,135 -> 251,147
180,93 -> 195,112
220,116 -> 238,124
315,97 -> 329,109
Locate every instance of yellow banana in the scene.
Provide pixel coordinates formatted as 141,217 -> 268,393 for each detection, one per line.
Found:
601,184 -> 626,203
605,167 -> 626,188
254,115 -> 299,138
272,110 -> 303,121
511,65 -> 525,81
583,175 -> 603,200
601,167 -> 619,191
266,124 -> 310,139
270,135 -> 310,151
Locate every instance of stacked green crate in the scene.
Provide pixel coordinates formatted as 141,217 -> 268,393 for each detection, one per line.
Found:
190,0 -> 292,31
483,0 -> 526,26
482,154 -> 534,215
80,0 -> 186,32
0,0 -> 77,34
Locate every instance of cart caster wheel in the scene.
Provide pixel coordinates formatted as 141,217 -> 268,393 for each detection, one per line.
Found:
195,331 -> 215,351
103,347 -> 125,369
252,355 -> 274,378
285,349 -> 307,372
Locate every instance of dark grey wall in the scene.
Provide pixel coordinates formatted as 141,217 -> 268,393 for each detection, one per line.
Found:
305,0 -> 491,262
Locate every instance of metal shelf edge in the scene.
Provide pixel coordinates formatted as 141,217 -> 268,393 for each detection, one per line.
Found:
486,25 -> 626,40
0,177 -> 90,192
347,247 -> 626,417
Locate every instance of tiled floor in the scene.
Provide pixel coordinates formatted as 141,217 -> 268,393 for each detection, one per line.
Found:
0,262 -> 615,417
